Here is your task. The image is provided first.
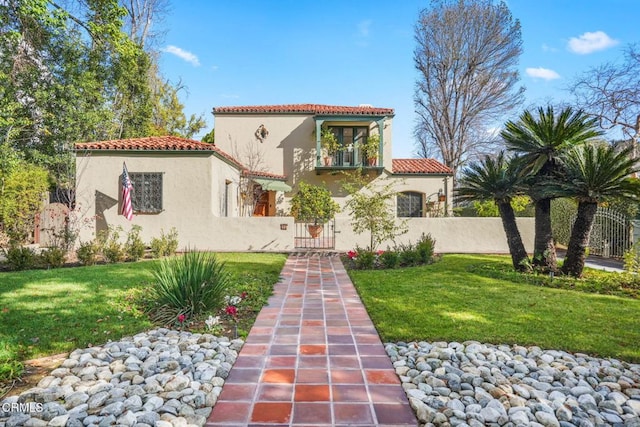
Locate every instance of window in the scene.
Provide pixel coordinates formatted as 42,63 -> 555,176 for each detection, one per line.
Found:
397,191 -> 423,217
129,172 -> 163,213
330,126 -> 369,165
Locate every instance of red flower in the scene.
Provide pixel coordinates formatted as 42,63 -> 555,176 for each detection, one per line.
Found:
177,314 -> 186,323
240,291 -> 248,299
347,250 -> 358,259
225,305 -> 238,317
376,250 -> 385,256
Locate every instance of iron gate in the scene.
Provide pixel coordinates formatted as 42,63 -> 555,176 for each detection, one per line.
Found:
572,207 -> 631,258
294,220 -> 336,249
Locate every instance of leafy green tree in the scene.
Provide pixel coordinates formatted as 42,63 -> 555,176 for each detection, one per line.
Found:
202,128 -> 215,144
289,182 -> 339,225
150,76 -> 206,138
502,106 -> 602,271
547,144 -> 640,277
342,173 -> 407,251
0,162 -> 49,243
473,195 -> 531,217
457,152 -> 529,271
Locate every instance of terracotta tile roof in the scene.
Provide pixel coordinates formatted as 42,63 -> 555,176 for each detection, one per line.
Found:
213,104 -> 394,116
392,158 -> 453,175
74,136 -> 218,152
245,170 -> 288,180
74,136 -> 290,180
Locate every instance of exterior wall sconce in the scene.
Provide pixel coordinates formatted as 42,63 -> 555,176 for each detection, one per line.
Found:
255,124 -> 269,143
280,223 -> 288,231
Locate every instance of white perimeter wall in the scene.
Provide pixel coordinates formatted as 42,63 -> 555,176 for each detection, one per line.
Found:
332,217 -> 535,253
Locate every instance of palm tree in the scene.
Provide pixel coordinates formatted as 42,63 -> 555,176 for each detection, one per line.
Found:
547,144 -> 640,277
457,152 -> 530,272
502,106 -> 602,271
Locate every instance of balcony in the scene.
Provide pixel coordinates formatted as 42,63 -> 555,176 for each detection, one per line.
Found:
315,145 -> 383,174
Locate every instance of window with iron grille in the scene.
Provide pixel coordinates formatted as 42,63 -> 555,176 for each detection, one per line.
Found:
129,172 -> 163,213
397,191 -> 423,217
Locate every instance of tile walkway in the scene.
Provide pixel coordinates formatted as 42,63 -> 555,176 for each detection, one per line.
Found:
206,255 -> 417,427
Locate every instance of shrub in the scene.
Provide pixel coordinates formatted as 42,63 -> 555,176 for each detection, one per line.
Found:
40,247 -> 66,268
124,225 -> 146,261
355,249 -> 375,270
379,250 -> 399,269
100,227 -> 124,263
416,233 -> 436,264
150,228 -> 179,258
76,240 -> 99,266
149,250 -> 231,325
397,243 -> 420,267
4,245 -> 37,271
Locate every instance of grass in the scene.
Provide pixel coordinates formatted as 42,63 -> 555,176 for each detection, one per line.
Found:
349,254 -> 640,363
0,253 -> 286,386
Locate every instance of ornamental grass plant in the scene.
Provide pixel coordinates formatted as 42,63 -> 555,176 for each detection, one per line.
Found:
149,250 -> 231,325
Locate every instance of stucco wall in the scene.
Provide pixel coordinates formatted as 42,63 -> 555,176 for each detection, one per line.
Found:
214,113 -> 394,182
333,217 -> 535,253
75,151 -> 240,245
280,171 -> 453,218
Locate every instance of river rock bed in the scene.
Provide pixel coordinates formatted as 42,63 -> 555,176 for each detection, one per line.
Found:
387,341 -> 640,427
0,329 -> 242,427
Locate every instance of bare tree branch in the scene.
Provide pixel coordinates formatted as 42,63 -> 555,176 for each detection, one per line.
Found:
414,0 -> 524,180
570,44 -> 640,142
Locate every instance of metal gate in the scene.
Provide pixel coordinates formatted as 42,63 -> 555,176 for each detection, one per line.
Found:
572,207 -> 631,258
294,220 -> 336,249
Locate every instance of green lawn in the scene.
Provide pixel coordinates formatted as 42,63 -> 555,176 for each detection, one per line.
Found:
349,254 -> 640,363
0,253 -> 287,383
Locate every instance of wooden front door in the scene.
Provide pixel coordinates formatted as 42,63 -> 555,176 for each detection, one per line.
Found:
252,191 -> 276,216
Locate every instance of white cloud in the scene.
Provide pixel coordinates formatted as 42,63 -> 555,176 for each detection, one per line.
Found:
568,31 -> 618,54
541,43 -> 558,53
526,67 -> 561,81
162,45 -> 200,66
210,65 -> 219,71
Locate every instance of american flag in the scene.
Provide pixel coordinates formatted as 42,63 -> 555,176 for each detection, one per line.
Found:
122,162 -> 134,221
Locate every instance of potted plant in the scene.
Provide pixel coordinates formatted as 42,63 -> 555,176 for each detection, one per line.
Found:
320,127 -> 340,166
289,181 -> 340,237
362,133 -> 380,166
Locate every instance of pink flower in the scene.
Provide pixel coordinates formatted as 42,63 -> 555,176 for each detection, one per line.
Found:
376,250 -> 385,256
177,314 -> 186,323
347,250 -> 358,259
225,305 -> 238,317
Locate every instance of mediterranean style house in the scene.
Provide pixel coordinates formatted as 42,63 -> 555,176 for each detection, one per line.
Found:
74,104 -> 454,250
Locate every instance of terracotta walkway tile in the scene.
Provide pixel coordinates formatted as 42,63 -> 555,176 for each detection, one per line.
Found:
207,255 -> 417,427
257,384 -> 294,401
294,384 -> 330,402
291,403 -> 332,424
251,402 -> 292,424
365,369 -> 401,384
334,403 -> 374,424
262,369 -> 296,384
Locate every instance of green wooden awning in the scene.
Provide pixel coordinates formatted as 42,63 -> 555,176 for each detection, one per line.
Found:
253,178 -> 292,192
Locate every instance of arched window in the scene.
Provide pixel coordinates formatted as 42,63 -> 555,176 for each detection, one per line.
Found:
397,191 -> 423,217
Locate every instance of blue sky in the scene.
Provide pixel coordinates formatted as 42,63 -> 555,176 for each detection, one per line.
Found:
158,0 -> 639,158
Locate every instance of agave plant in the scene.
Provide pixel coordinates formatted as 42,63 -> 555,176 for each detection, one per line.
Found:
150,250 -> 231,325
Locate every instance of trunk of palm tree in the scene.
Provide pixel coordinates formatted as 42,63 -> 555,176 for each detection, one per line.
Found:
562,201 -> 598,278
497,201 -> 529,272
533,197 -> 557,271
